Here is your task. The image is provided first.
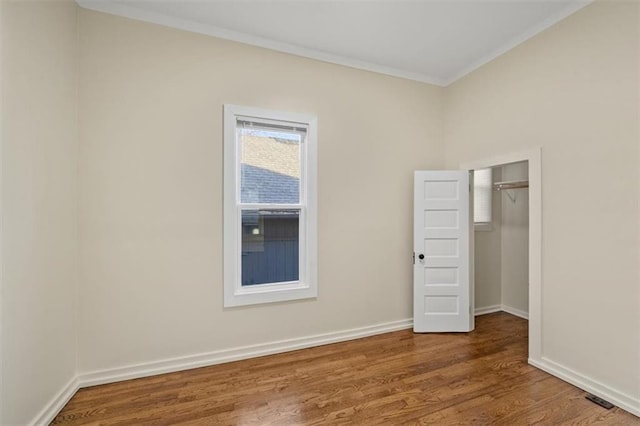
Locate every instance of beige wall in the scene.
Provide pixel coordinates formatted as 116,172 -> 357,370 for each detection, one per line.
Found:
500,162 -> 529,314
77,10 -> 444,373
1,1 -> 79,424
444,0 -> 639,403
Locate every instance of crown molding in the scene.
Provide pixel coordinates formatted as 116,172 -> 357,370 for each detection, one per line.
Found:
75,0 -> 447,86
443,0 -> 592,86
76,0 -> 591,88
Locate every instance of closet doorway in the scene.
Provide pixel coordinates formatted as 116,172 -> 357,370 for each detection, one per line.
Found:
473,161 -> 530,320
461,148 -> 541,361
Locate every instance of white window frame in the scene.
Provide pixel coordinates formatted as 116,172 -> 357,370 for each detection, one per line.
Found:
473,168 -> 493,232
223,104 -> 317,307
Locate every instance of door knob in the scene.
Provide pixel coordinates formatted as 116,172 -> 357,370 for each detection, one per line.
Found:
418,254 -> 425,260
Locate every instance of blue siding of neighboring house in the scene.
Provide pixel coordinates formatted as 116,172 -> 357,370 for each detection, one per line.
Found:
242,239 -> 299,286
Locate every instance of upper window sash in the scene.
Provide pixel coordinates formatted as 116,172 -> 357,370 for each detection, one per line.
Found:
236,120 -> 305,206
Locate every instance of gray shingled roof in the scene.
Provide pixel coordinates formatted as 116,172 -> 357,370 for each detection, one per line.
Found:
241,164 -> 299,204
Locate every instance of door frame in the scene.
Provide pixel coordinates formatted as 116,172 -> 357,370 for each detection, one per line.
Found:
460,147 -> 542,363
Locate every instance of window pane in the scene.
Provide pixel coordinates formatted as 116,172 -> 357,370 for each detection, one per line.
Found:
474,168 -> 492,223
239,127 -> 301,204
241,209 -> 300,286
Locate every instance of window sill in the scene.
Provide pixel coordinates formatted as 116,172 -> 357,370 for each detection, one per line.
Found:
224,282 -> 317,307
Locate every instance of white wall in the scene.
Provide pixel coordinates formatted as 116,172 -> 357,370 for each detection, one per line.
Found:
77,9 -> 444,373
500,162 -> 529,315
1,1 -> 79,424
444,0 -> 639,407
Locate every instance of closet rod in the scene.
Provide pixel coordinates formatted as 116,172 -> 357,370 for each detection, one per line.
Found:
494,180 -> 529,191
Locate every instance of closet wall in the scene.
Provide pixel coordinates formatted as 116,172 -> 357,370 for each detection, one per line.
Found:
500,162 -> 529,316
474,168 -> 502,309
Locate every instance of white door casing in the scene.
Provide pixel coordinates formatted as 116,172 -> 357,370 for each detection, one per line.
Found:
460,148 -> 541,362
413,171 -> 474,332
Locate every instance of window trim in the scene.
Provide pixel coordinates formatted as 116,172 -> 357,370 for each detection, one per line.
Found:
223,104 -> 317,307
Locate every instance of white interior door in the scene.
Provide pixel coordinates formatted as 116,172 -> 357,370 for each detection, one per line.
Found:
413,171 -> 473,332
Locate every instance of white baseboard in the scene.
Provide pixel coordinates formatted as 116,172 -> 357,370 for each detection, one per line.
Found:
31,317 -> 640,423
474,304 -> 529,320
529,357 -> 640,418
78,318 -> 413,388
475,305 -> 502,316
30,319 -> 411,423
500,304 -> 529,320
30,376 -> 80,426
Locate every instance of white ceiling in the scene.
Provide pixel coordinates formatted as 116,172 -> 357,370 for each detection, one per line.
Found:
77,0 -> 591,86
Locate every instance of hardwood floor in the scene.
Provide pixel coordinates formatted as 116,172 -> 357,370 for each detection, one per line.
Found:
53,313 -> 638,425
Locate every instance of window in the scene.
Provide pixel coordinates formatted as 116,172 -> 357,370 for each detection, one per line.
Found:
473,168 -> 492,229
223,105 -> 317,307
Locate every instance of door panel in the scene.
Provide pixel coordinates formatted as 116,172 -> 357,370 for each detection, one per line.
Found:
414,171 -> 473,332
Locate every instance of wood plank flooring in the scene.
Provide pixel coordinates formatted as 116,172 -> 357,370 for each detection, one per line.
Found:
53,313 -> 639,425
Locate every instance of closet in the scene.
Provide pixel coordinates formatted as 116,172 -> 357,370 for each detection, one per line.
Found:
475,161 -> 530,319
